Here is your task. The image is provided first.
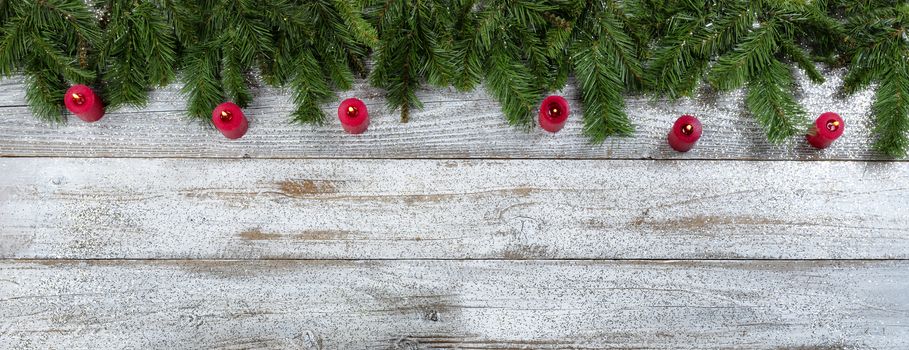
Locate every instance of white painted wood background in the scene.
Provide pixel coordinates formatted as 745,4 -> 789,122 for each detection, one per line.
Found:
1,69 -> 908,349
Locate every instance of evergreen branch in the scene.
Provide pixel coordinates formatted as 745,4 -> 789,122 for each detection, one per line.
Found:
0,16 -> 28,77
23,61 -> 66,122
332,0 -> 379,47
34,0 -> 102,46
319,50 -> 356,91
781,40 -> 824,84
181,47 -> 223,120
140,3 -> 179,86
842,58 -> 876,95
744,59 -> 807,142
838,1 -> 909,157
99,0 -> 178,108
709,24 -> 778,92
596,6 -> 644,85
870,57 -> 909,157
289,50 -> 332,124
646,5 -> 709,98
369,0 -> 453,122
154,0 -> 198,44
30,34 -> 94,82
572,39 -> 633,142
544,14 -> 571,57
484,46 -> 539,127
696,1 -> 755,56
0,0 -> 98,122
452,5 -> 496,91
221,46 -> 252,107
457,0 -> 565,126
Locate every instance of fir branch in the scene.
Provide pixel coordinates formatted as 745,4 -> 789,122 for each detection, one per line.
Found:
572,40 -> 633,142
221,44 -> 252,106
181,46 -> 222,120
485,44 -> 539,127
178,0 -> 276,121
24,61 -> 67,123
645,1 -> 709,98
568,0 -> 640,142
332,0 -> 379,47
696,1 -> 755,57
708,23 -> 778,91
369,0 -> 455,122
781,39 -> 824,84
836,1 -> 909,156
288,50 -> 332,124
97,0 -> 178,109
451,0 -> 493,91
259,0 -> 374,125
154,0 -> 198,45
871,59 -> 909,157
744,59 -> 807,142
457,0 -> 558,127
0,0 -> 99,121
595,2 -> 644,86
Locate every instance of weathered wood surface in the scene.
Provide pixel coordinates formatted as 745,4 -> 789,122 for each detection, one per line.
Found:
3,66 -> 908,348
0,69 -> 889,160
1,260 -> 907,349
3,158 -> 907,260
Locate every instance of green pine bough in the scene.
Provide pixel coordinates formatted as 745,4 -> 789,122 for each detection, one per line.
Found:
834,0 -> 909,157
0,1 -> 908,157
0,0 -> 100,122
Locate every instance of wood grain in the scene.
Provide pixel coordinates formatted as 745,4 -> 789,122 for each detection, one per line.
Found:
1,260 -> 906,349
3,158 -> 907,260
0,69 -> 890,160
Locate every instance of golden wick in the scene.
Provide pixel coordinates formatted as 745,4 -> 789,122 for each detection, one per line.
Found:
71,93 -> 85,105
347,106 -> 358,117
220,110 -> 232,122
682,124 -> 694,135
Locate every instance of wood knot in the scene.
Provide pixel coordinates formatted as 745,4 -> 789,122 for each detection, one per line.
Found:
425,310 -> 440,322
393,337 -> 420,350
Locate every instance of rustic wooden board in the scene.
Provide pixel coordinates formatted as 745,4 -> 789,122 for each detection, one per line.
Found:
1,260 -> 906,349
0,69 -> 889,160
3,158 -> 907,260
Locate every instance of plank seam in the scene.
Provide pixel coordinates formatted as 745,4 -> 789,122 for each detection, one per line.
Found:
4,258 -> 909,262
1,155 -> 905,162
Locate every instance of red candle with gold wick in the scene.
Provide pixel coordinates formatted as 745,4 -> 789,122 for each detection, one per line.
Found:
667,115 -> 702,152
806,112 -> 844,149
538,95 -> 569,133
211,102 -> 248,139
64,85 -> 105,122
338,98 -> 369,134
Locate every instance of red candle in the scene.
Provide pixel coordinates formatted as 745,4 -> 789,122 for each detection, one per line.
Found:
538,95 -> 569,133
806,112 -> 844,149
211,102 -> 248,139
338,98 -> 369,134
667,115 -> 702,152
64,85 -> 105,122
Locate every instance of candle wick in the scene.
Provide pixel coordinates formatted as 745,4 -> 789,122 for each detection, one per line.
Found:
71,93 -> 85,105
547,103 -> 562,118
826,119 -> 840,132
681,124 -> 694,136
347,106 -> 358,118
220,110 -> 232,122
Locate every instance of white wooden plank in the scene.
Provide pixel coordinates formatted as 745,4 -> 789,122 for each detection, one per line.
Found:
2,158 -> 907,259
0,68 -> 888,160
1,260 -> 906,349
